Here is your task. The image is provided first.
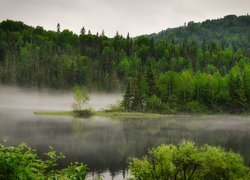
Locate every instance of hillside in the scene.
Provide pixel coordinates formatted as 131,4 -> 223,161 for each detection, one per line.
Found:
0,16 -> 250,112
148,15 -> 250,49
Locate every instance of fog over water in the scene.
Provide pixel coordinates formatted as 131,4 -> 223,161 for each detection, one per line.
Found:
0,85 -> 122,111
0,85 -> 250,179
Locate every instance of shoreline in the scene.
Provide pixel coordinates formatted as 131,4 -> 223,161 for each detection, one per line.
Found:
33,110 -> 250,118
34,110 -> 164,118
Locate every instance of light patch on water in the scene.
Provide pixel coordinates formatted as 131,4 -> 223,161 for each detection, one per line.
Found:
87,170 -> 131,180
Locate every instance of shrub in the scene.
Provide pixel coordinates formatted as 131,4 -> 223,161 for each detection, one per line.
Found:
0,140 -> 88,179
184,100 -> 208,113
74,109 -> 92,117
106,102 -> 124,112
129,141 -> 249,180
146,95 -> 163,113
72,86 -> 89,111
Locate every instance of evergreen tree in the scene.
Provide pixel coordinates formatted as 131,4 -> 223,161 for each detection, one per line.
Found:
131,65 -> 144,111
101,29 -> 105,36
146,59 -> 158,97
123,79 -> 132,112
243,67 -> 250,107
57,23 -> 60,32
80,26 -> 85,35
229,73 -> 247,112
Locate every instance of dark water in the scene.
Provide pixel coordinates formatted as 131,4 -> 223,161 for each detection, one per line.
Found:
0,108 -> 250,179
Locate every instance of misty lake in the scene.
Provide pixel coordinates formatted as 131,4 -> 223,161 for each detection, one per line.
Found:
1,87 -> 250,179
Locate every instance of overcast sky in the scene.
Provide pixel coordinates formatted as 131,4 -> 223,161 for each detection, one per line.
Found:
0,0 -> 249,37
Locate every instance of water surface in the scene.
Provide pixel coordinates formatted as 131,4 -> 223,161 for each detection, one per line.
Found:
0,86 -> 250,179
1,109 -> 250,179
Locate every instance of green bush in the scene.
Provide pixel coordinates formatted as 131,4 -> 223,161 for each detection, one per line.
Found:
129,141 -> 249,180
146,95 -> 163,113
0,140 -> 88,180
66,162 -> 88,179
74,109 -> 92,117
106,102 -> 124,112
184,100 -> 208,113
146,95 -> 178,114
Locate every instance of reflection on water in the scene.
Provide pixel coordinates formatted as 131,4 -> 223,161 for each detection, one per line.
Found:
0,108 -> 250,179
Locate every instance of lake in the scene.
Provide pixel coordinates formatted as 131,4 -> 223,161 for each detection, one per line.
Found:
1,108 -> 250,179
0,87 -> 250,179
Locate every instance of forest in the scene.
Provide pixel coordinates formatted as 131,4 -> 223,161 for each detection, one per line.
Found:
149,14 -> 250,49
0,15 -> 250,113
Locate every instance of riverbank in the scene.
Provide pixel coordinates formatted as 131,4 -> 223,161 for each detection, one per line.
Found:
34,110 -> 164,118
34,109 -> 250,118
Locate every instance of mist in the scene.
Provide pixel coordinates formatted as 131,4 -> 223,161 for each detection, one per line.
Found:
1,85 -> 250,179
0,85 -> 122,111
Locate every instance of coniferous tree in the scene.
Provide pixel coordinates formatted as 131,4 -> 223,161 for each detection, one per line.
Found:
243,68 -> 250,107
146,59 -> 158,97
229,73 -> 247,112
80,26 -> 85,35
123,79 -> 132,112
57,23 -> 60,32
131,65 -> 144,111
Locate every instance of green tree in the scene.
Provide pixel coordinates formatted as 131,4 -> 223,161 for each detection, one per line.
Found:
146,59 -> 158,97
123,79 -> 132,112
57,23 -> 60,32
80,26 -> 85,35
72,86 -> 89,111
228,73 -> 247,112
129,141 -> 249,180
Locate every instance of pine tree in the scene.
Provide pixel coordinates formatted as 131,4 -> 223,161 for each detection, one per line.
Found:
131,65 -> 144,111
229,73 -> 247,112
80,26 -> 85,35
57,23 -> 60,32
243,68 -> 250,107
126,33 -> 132,56
123,79 -> 132,112
101,29 -> 105,36
146,59 -> 158,97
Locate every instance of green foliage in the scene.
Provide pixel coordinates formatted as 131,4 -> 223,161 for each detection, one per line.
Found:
0,140 -> 88,179
107,102 -> 123,112
0,143 -> 47,179
146,95 -> 163,113
64,162 -> 88,180
72,86 -> 89,111
228,72 -> 247,112
74,109 -> 92,118
184,101 -> 208,113
129,141 -> 250,180
149,15 -> 250,49
123,80 -> 133,112
1,19 -> 250,113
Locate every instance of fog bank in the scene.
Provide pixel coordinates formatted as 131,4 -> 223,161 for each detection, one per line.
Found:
0,86 -> 122,111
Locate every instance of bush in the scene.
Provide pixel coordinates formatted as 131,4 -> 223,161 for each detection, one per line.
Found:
72,86 -> 89,111
0,140 -> 88,179
106,102 -> 124,112
146,95 -> 163,113
129,141 -> 249,180
74,109 -> 92,117
184,100 -> 208,113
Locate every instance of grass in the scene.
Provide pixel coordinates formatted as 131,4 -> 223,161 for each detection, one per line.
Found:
34,111 -> 75,116
34,110 -> 163,118
93,111 -> 163,118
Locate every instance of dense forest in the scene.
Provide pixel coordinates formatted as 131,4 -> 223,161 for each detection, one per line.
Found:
149,14 -> 250,50
0,15 -> 250,112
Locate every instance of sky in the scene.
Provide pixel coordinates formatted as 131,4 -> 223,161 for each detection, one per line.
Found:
0,0 -> 250,37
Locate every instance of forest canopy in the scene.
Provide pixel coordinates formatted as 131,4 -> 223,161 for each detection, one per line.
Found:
0,15 -> 250,112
